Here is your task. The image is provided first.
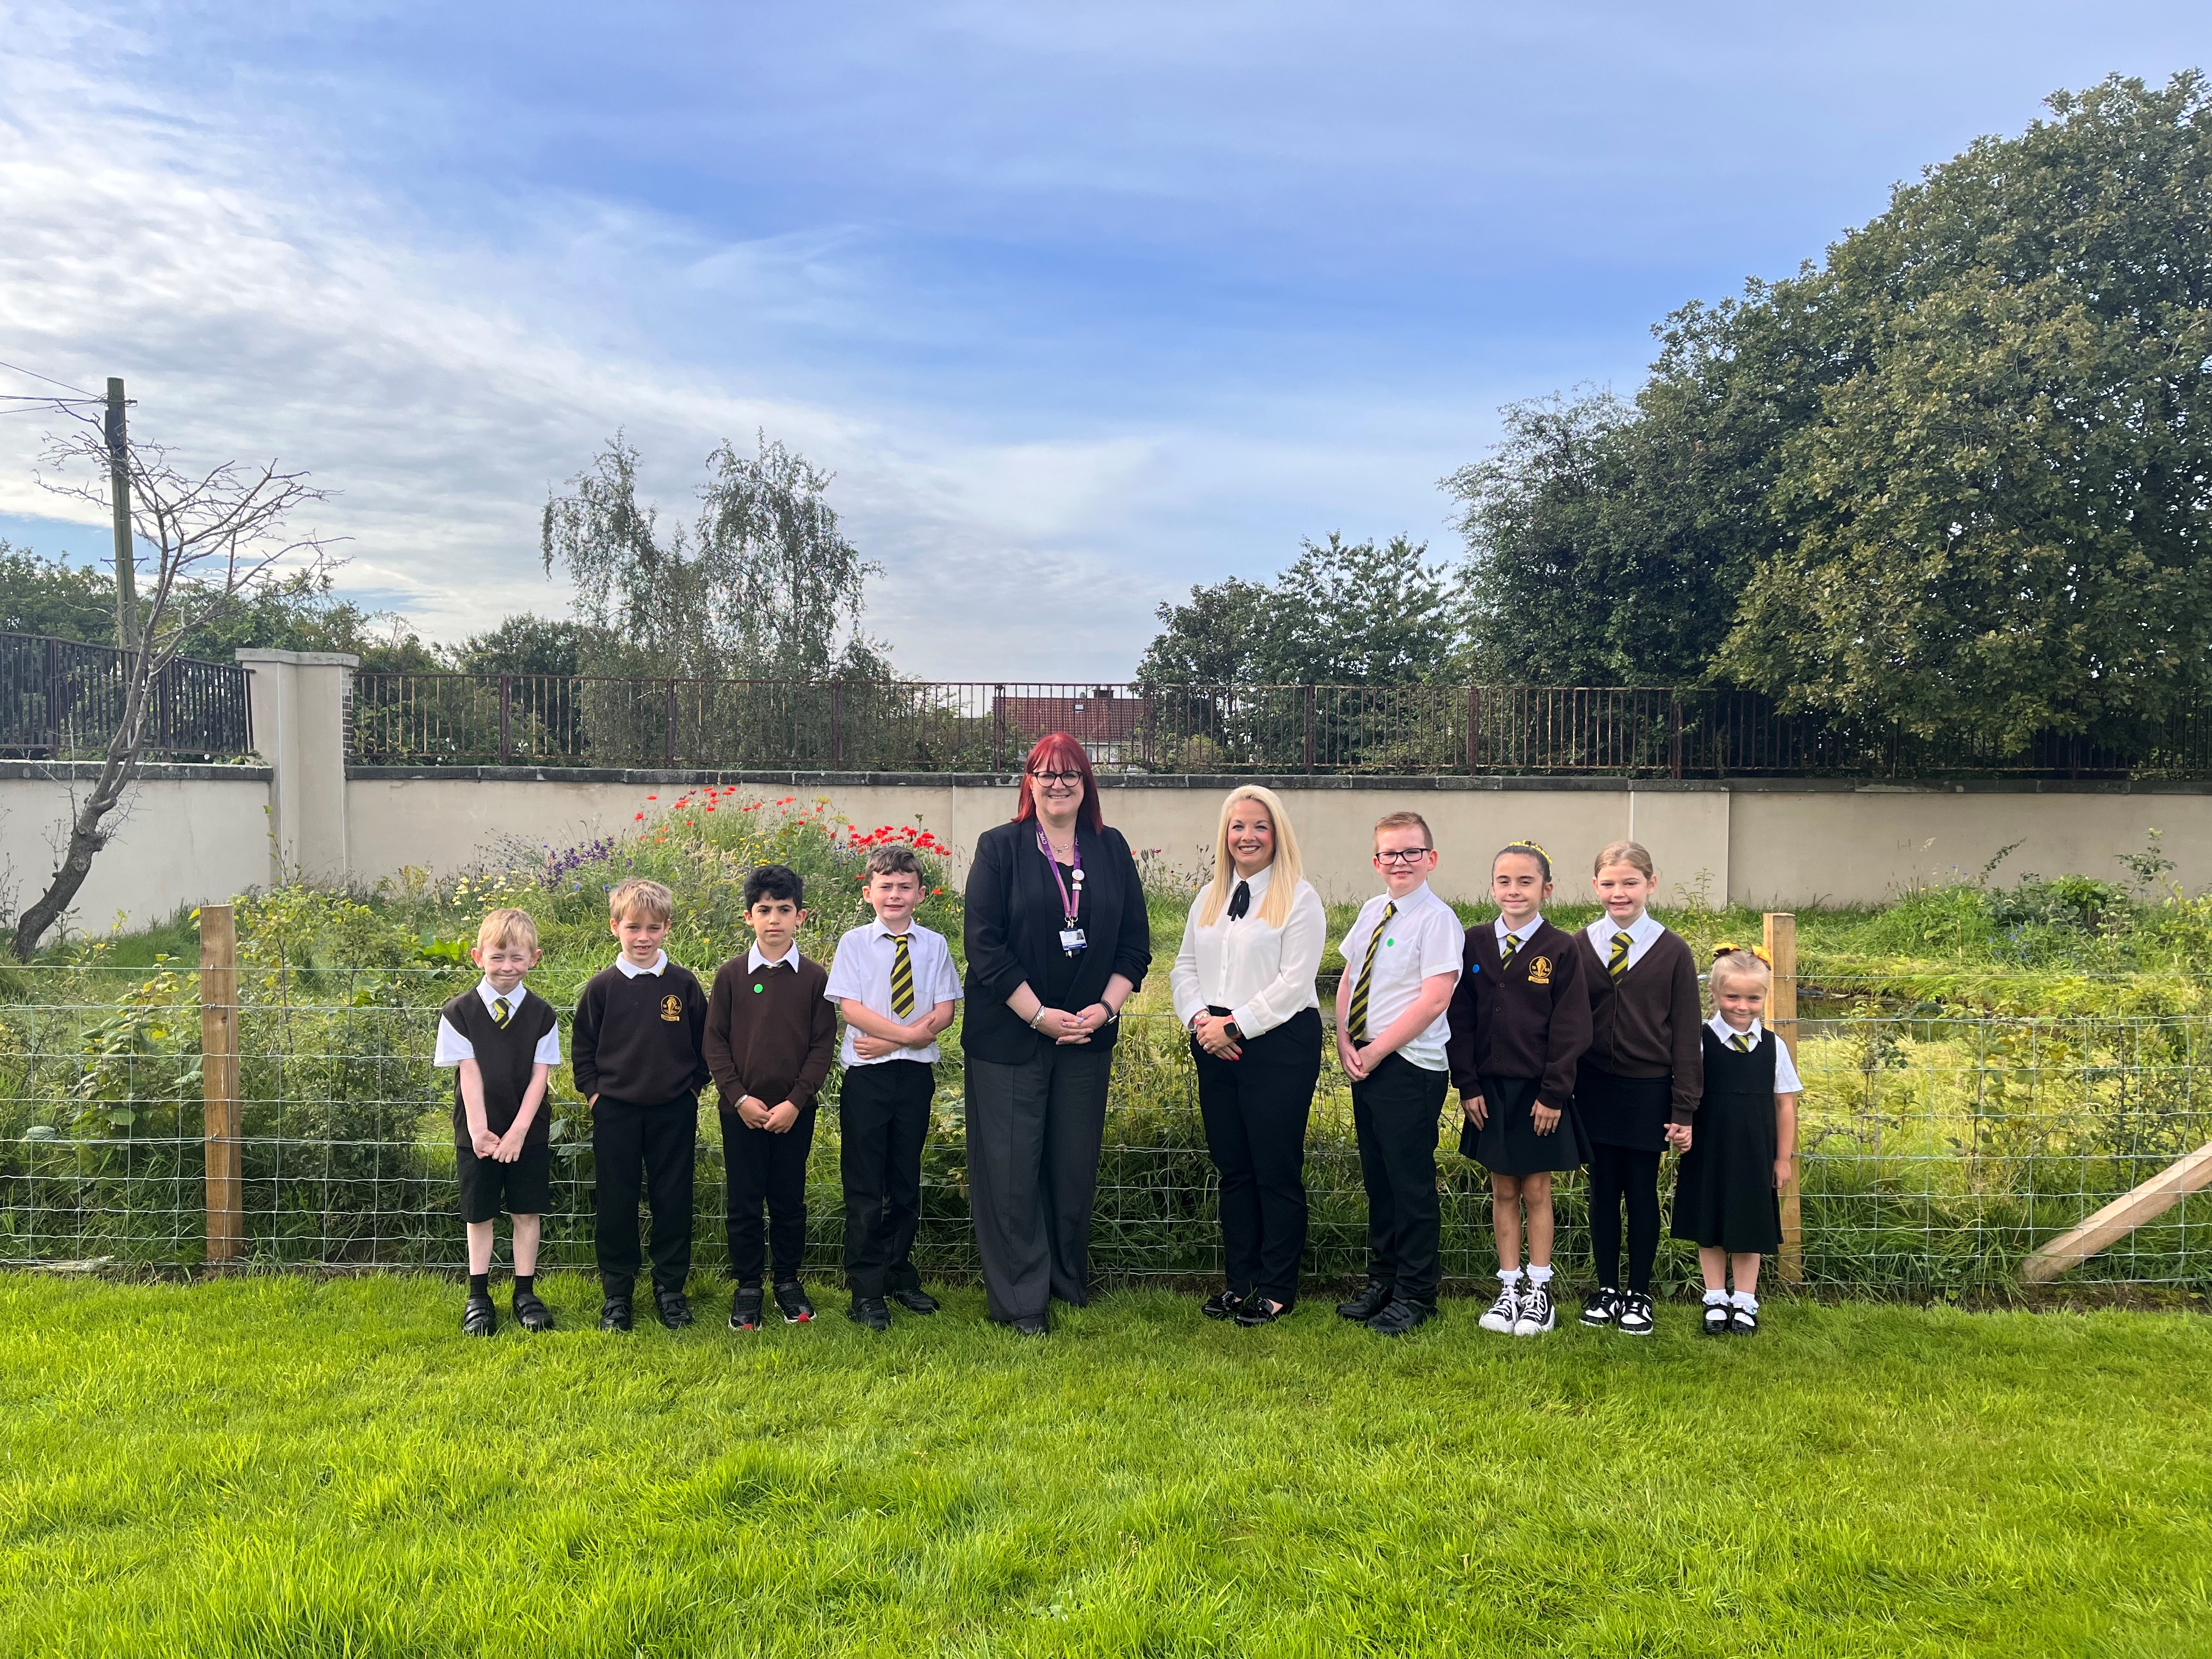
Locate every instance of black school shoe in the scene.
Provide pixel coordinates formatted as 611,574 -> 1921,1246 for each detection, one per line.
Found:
1201,1289 -> 1246,1321
1728,1302 -> 1759,1335
774,1280 -> 815,1324
889,1286 -> 939,1315
462,1291 -> 497,1338
1701,1300 -> 1731,1336
655,1289 -> 695,1331
511,1287 -> 553,1333
730,1286 -> 765,1331
1367,1297 -> 1435,1336
1579,1287 -> 1622,1328
1336,1280 -> 1395,1322
848,1295 -> 891,1331
1234,1295 -> 1291,1327
599,1297 -> 634,1332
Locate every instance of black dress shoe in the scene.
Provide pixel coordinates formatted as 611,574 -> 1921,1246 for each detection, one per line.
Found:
1336,1280 -> 1394,1322
774,1280 -> 815,1324
1011,1313 -> 1049,1336
655,1289 -> 695,1330
462,1291 -> 496,1338
730,1286 -> 764,1331
1366,1297 -> 1435,1337
599,1299 -> 633,1332
889,1286 -> 939,1315
848,1295 -> 891,1331
1234,1295 -> 1290,1327
511,1288 -> 552,1333
1201,1289 -> 1246,1321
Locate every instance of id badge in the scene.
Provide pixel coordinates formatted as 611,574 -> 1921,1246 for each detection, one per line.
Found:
1059,927 -> 1088,952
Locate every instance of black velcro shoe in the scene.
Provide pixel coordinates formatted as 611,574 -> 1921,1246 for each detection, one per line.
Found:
462,1292 -> 496,1338
511,1288 -> 553,1333
1201,1289 -> 1246,1321
1728,1302 -> 1760,1335
1366,1296 -> 1435,1337
599,1298 -> 633,1333
655,1289 -> 695,1330
774,1280 -> 815,1324
1234,1295 -> 1290,1327
889,1286 -> 939,1315
1336,1280 -> 1395,1322
730,1287 -> 765,1331
848,1295 -> 891,1331
1579,1287 -> 1622,1328
1701,1300 -> 1731,1336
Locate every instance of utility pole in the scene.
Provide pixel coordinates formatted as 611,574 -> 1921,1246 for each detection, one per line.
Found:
106,377 -> 138,652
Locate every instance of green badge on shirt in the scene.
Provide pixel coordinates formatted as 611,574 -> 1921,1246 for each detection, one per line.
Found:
753,983 -> 765,994
1385,937 -> 1395,947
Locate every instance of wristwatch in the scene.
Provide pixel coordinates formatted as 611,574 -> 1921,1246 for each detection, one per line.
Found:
1223,1019 -> 1243,1042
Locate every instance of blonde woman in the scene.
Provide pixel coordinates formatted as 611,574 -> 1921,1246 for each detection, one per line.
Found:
1170,786 -> 1326,1325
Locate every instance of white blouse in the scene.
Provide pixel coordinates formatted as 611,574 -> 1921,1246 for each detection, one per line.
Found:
1170,864 -> 1326,1039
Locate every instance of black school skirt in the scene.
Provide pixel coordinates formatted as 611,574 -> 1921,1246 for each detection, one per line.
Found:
1576,1064 -> 1674,1153
1669,1087 -> 1783,1253
1461,1074 -> 1590,1178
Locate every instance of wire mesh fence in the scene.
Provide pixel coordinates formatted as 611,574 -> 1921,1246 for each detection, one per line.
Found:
1,966 -> 2207,1291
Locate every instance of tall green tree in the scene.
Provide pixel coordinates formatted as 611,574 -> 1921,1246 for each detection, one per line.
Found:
541,432 -> 889,681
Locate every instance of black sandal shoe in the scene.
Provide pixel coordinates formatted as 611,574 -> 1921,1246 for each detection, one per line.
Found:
1201,1289 -> 1245,1321
1234,1296 -> 1290,1327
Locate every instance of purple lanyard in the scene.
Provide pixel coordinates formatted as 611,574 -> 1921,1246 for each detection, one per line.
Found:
1037,829 -> 1082,926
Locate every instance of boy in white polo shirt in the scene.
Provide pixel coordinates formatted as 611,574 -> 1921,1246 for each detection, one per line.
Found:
1333,811 -> 1464,1336
825,844 -> 962,1330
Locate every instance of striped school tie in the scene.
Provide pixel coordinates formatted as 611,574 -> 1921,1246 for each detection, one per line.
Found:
491,996 -> 510,1028
1732,1031 -> 1753,1052
1499,930 -> 1521,972
889,932 -> 915,1018
1346,901 -> 1396,1044
1609,932 -> 1632,978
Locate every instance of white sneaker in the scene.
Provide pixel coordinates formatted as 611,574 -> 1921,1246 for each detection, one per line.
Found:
1478,1285 -> 1522,1333
1511,1284 -> 1556,1336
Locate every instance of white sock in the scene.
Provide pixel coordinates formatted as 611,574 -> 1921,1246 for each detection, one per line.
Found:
1731,1290 -> 1759,1312
1497,1267 -> 1522,1288
1526,1264 -> 1554,1288
1702,1288 -> 1730,1306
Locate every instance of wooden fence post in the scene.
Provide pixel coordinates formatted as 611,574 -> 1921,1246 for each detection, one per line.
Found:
1764,911 -> 1801,1284
199,904 -> 243,1265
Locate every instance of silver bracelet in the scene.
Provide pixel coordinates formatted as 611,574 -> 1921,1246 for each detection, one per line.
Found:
1029,1008 -> 1048,1030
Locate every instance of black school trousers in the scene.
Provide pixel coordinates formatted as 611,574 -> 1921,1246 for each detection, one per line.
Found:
1350,1052 -> 1449,1307
840,1058 -> 934,1299
723,1105 -> 820,1286
594,1093 -> 697,1299
964,1042 -> 1114,1324
1193,1007 -> 1322,1306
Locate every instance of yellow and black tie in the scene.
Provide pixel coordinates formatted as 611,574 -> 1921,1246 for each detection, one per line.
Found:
1499,930 -> 1521,972
1346,901 -> 1396,1044
1609,931 -> 1632,979
890,933 -> 916,1019
1732,1031 -> 1753,1052
491,996 -> 511,1028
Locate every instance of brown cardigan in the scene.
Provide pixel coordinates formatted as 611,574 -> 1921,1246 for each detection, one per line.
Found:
703,952 -> 838,1112
1579,926 -> 1705,1125
1444,917 -> 1592,1111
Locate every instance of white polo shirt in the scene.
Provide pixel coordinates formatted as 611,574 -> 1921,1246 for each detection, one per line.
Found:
1338,882 -> 1463,1071
1708,1014 -> 1804,1093
824,918 -> 963,1066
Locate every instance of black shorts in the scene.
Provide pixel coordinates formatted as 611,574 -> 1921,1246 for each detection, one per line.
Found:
456,1142 -> 554,1222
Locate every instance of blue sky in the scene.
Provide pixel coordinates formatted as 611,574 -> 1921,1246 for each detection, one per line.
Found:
3,3 -> 2208,676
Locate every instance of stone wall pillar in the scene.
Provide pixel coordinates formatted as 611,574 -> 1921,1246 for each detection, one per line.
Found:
236,649 -> 357,884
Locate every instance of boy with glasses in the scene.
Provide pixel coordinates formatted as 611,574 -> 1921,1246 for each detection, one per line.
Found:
1334,811 -> 1463,1336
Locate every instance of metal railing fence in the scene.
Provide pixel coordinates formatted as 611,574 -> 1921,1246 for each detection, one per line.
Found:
3,966 -> 2205,1293
346,674 -> 2212,778
0,633 -> 252,760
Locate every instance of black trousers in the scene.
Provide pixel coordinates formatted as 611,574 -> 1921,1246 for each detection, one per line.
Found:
1587,1140 -> 1663,1294
1193,1007 -> 1322,1305
964,1042 -> 1114,1323
723,1105 -> 819,1285
1350,1052 -> 1449,1307
840,1059 -> 934,1299
593,1094 -> 697,1299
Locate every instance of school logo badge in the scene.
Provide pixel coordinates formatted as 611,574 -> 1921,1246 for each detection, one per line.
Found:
659,993 -> 683,1022
1527,955 -> 1553,986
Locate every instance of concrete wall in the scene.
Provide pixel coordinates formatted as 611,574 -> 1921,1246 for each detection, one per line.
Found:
0,762 -> 272,936
343,769 -> 2212,909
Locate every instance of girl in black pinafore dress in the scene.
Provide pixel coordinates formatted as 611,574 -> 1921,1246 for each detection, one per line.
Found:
1670,946 -> 1801,1335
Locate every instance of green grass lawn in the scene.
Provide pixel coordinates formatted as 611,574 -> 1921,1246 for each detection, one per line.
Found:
2,1278 -> 2207,1657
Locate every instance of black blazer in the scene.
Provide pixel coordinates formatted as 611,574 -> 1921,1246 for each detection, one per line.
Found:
962,818 -> 1152,1064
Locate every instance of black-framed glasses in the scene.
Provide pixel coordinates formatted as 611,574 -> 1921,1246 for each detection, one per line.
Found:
1374,848 -> 1433,865
1029,770 -> 1084,786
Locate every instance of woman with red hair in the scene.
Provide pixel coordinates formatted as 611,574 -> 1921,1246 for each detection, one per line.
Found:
962,732 -> 1153,1334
